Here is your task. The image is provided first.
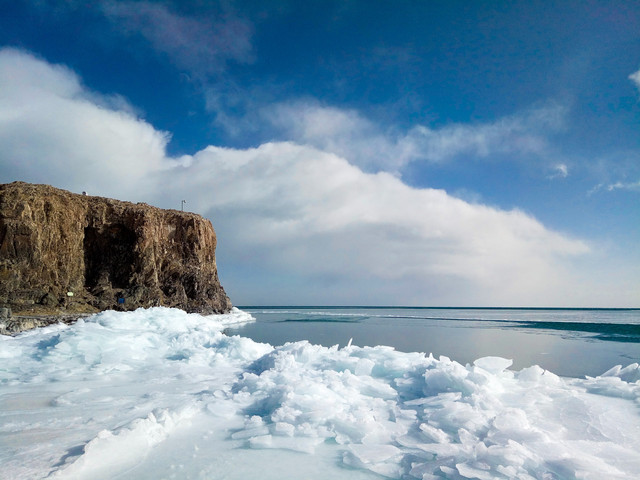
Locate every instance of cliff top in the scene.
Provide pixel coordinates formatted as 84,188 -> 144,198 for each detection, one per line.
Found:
1,181 -> 201,219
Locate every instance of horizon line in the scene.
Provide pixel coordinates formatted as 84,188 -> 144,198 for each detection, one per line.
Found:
235,305 -> 640,311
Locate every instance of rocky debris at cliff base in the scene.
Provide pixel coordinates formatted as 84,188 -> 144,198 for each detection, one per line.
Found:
0,313 -> 91,336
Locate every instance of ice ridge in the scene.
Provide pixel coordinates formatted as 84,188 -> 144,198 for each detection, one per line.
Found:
0,307 -> 638,480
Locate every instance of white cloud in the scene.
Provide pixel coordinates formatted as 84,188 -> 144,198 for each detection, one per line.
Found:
101,1 -> 253,77
607,180 -> 640,192
169,142 -> 590,306
262,102 -> 408,171
3,49 -> 637,306
590,180 -> 640,194
630,69 -> 640,91
262,100 -> 566,172
549,163 -> 569,179
0,48 -> 172,197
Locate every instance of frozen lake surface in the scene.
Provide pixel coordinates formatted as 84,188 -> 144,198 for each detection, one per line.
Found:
229,307 -> 640,378
1,307 -> 639,479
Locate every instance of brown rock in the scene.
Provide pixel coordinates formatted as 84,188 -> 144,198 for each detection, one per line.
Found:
0,181 -> 232,320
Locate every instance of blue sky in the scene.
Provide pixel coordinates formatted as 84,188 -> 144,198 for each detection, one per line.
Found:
0,0 -> 638,306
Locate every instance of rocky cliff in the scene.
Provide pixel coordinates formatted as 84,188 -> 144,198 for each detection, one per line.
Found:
0,182 -> 232,319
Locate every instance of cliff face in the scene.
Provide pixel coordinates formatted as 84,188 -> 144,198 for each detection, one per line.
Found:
0,182 -> 232,315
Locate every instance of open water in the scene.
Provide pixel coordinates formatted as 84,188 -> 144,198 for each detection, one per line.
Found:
227,307 -> 640,378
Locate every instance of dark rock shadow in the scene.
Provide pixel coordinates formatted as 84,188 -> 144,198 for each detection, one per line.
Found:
51,443 -> 85,469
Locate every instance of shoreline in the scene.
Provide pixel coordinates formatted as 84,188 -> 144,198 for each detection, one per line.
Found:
0,313 -> 92,336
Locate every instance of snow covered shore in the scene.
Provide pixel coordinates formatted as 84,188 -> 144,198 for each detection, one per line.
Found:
1,307 -> 639,479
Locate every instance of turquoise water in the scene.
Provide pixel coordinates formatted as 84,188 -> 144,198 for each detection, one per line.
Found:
226,307 -> 640,378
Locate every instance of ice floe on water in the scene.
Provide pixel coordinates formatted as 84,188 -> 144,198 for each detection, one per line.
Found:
1,307 -> 639,479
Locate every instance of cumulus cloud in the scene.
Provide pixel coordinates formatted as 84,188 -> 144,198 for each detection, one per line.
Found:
4,48 -> 630,306
263,100 -> 566,172
168,142 -> 591,305
0,48 -> 173,197
101,1 -> 253,77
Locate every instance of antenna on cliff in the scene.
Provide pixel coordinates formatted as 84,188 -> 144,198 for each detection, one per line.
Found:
181,200 -> 186,212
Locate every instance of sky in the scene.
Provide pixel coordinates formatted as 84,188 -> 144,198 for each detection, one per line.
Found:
0,0 -> 638,307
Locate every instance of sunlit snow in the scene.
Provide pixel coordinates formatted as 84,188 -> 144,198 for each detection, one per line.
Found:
1,308 -> 639,479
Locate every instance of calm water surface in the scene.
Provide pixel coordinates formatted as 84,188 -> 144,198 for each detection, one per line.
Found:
225,307 -> 640,378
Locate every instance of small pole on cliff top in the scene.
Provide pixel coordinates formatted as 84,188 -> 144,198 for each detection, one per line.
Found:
181,200 -> 186,212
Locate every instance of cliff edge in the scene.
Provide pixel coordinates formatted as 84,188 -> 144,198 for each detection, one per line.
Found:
0,182 -> 232,323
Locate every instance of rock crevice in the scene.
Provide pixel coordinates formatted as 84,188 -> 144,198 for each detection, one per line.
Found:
0,182 -> 232,317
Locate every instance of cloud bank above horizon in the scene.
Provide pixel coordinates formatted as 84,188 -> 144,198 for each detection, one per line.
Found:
2,47 -> 636,307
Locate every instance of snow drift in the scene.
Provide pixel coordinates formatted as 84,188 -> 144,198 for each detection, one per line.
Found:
1,308 -> 638,479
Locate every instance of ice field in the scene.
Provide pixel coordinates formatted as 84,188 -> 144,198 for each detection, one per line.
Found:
1,307 -> 639,479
